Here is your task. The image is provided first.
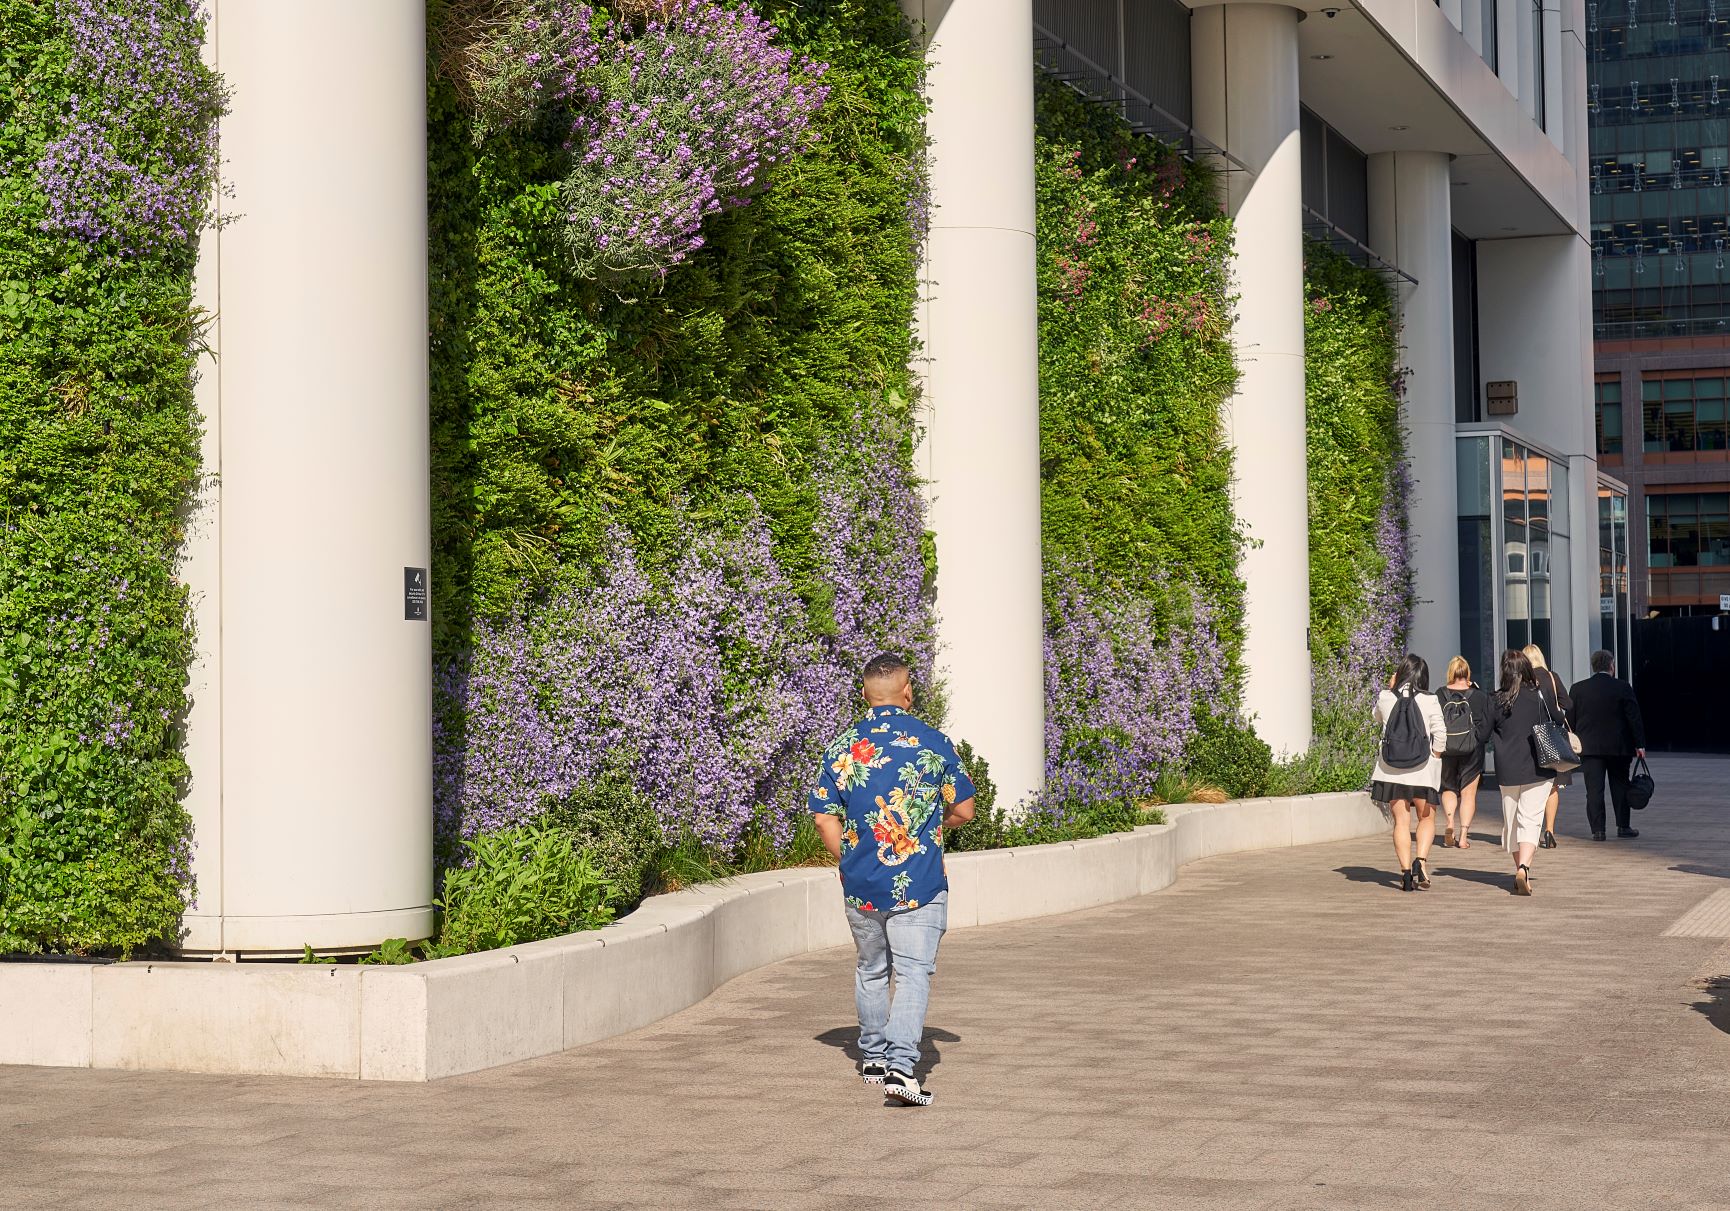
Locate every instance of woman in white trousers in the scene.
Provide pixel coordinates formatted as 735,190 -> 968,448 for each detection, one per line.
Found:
1487,649 -> 1556,895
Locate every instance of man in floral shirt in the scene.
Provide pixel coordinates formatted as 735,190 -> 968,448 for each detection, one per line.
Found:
809,652 -> 976,1106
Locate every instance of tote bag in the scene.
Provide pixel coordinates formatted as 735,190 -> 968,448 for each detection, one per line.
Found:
1531,684 -> 1581,774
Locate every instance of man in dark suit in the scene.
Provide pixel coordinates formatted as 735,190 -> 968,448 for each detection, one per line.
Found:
1568,650 -> 1648,841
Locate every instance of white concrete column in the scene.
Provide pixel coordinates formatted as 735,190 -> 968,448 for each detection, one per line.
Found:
1368,152 -> 1459,677
182,0 -> 433,954
1192,3 -> 1312,757
899,1 -> 1045,806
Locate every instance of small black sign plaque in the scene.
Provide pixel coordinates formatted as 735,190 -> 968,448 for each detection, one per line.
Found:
404,567 -> 429,621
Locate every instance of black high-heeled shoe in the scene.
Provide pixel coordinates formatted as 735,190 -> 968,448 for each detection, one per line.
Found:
1400,867 -> 1414,892
1514,864 -> 1533,896
1412,857 -> 1431,890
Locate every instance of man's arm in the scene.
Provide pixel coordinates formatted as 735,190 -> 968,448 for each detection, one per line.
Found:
811,812 -> 843,862
1624,688 -> 1648,757
942,796 -> 975,831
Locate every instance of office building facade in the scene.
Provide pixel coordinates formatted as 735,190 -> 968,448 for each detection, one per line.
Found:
1588,0 -> 1730,619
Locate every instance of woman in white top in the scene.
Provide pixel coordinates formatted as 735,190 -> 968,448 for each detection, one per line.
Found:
1373,654 -> 1449,892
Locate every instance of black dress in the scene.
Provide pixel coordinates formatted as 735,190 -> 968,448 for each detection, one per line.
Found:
1437,685 -> 1492,793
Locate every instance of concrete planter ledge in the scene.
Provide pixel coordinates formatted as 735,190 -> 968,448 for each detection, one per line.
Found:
0,790 -> 1386,1081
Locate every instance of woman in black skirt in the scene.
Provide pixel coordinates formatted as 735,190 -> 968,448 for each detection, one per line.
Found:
1372,654 -> 1449,891
1437,655 -> 1493,848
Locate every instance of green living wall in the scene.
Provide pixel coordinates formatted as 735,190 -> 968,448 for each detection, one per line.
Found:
0,0 -> 223,953
1032,76 -> 1265,808
428,0 -> 938,885
1298,239 -> 1413,790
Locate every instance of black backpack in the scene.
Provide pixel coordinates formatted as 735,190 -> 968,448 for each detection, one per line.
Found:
1380,685 -> 1431,770
1438,689 -> 1478,757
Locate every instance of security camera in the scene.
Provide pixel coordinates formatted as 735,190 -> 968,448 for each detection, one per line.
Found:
1322,6 -> 1340,15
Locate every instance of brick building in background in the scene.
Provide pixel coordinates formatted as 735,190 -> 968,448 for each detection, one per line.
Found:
1589,0 -> 1730,622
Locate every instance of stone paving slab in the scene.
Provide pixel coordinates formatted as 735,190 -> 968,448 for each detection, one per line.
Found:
2,755 -> 1729,1209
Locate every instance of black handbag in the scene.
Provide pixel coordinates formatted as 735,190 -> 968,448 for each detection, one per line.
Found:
1627,755 -> 1655,811
1530,684 -> 1581,774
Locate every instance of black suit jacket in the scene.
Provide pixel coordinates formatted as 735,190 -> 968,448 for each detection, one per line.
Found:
1566,672 -> 1647,757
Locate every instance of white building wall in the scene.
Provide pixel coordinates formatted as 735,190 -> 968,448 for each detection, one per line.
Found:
1475,234 -> 1597,680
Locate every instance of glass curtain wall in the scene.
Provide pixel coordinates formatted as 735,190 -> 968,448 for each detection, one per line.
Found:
1588,0 -> 1730,338
1458,435 -> 1498,683
1458,434 -> 1576,681
1599,485 -> 1632,669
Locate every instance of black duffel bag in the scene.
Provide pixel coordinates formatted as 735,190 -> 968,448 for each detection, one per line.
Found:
1627,755 -> 1656,812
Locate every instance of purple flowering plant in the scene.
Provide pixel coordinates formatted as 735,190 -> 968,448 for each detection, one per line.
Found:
1298,241 -> 1413,788
1042,561 -> 1232,814
471,0 -> 830,281
435,413 -> 937,862
31,0 -> 226,257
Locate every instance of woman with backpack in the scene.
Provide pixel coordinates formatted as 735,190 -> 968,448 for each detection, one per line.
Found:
1489,648 -> 1555,896
1373,654 -> 1448,892
1522,644 -> 1573,850
1436,656 -> 1493,849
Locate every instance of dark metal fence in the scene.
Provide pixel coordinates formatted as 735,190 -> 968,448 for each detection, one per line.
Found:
1632,614 -> 1730,752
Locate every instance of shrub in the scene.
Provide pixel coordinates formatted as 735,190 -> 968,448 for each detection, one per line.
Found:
470,0 -> 831,282
1302,241 -> 1411,789
0,0 -> 222,954
1033,74 -> 1247,800
543,755 -> 664,907
1185,710 -> 1273,799
427,0 -> 932,864
431,818 -> 615,956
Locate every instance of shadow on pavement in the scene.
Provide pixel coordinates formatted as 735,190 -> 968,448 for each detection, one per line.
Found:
1434,866 -> 1516,893
814,1025 -> 961,1080
1690,977 -> 1730,1036
1333,865 -> 1402,889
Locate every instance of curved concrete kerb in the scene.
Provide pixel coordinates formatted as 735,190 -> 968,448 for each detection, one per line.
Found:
0,790 -> 1387,1081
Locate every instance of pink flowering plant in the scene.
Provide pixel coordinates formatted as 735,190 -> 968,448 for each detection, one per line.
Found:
470,0 -> 830,281
31,0 -> 226,257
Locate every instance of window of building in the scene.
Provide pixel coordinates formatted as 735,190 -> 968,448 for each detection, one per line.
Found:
1599,487 -> 1630,673
1595,379 -> 1623,459
1299,107 -> 1370,247
1640,374 -> 1729,458
1531,0 -> 1546,130
1481,0 -> 1497,72
1648,491 -> 1730,568
1454,232 -> 1482,423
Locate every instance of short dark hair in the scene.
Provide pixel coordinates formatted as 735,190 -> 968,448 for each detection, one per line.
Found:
863,652 -> 910,683
1591,649 -> 1615,674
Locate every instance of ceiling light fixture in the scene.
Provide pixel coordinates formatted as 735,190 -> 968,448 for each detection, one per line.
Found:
1310,53 -> 1333,59
1501,225 -> 1519,232
1389,125 -> 1410,131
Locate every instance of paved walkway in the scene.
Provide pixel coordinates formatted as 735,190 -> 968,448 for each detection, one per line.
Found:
5,756 -> 1730,1210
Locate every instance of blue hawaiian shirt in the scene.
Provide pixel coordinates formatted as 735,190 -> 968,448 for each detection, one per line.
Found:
808,705 -> 977,912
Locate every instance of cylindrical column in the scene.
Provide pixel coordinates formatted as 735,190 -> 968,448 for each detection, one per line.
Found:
1369,152 -> 1459,678
899,0 -> 1045,806
182,0 -> 432,954
1192,3 -> 1312,756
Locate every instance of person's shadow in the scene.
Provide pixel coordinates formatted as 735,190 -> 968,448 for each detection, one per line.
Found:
814,1026 -> 961,1084
1334,865 -> 1402,889
1434,866 -> 1517,891
1690,976 -> 1730,1036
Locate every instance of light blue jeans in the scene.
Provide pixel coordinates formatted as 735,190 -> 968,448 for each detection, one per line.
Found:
844,891 -> 948,1075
